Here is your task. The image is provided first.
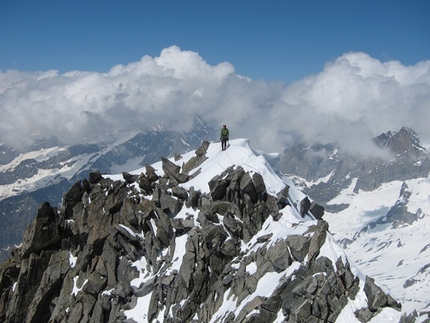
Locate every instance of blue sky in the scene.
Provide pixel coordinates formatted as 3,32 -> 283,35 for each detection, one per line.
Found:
1,0 -> 429,83
1,0 -> 430,153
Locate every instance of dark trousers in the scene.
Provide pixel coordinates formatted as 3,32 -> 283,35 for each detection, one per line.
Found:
221,137 -> 228,150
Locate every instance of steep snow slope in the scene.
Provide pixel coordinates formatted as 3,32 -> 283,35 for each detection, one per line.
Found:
312,175 -> 430,319
109,139 -> 404,323
112,139 -> 304,220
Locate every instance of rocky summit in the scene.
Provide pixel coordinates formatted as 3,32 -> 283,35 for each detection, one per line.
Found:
0,139 -> 402,323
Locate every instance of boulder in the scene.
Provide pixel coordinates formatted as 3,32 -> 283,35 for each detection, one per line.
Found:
208,175 -> 228,201
286,234 -> 310,262
122,171 -> 138,184
182,141 -> 210,174
186,186 -> 201,208
171,186 -> 188,200
89,170 -> 103,184
161,157 -> 189,184
364,276 -> 388,310
310,202 -> 325,220
159,190 -> 183,215
145,164 -> 159,182
300,196 -> 311,217
240,172 -> 258,203
137,173 -> 152,195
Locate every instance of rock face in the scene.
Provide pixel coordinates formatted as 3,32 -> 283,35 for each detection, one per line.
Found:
280,127 -> 430,220
0,141 -> 400,323
0,116 -> 216,263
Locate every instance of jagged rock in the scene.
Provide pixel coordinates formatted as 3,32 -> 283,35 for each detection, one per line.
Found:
236,295 -> 265,322
161,156 -> 189,184
219,166 -> 243,204
159,190 -> 183,215
256,233 -> 272,243
145,164 -> 159,182
195,140 -> 210,157
89,169 -> 103,184
208,175 -> 228,201
134,276 -> 156,297
223,211 -> 243,239
172,186 -> 188,200
266,194 -> 281,220
0,143 -> 403,323
310,202 -> 325,220
265,239 -> 291,272
20,202 -> 61,258
122,171 -> 138,184
63,180 -> 85,218
364,275 -> 388,310
240,172 -> 258,203
356,307 -> 375,323
84,271 -> 108,295
137,173 -> 154,195
300,196 -> 311,217
252,172 -> 267,199
201,200 -> 234,219
242,200 -> 271,242
221,239 -> 238,258
171,218 -> 195,234
398,311 -> 419,323
182,141 -> 210,174
335,258 -> 359,293
276,185 -> 290,209
286,234 -> 310,262
307,220 -> 329,262
186,186 -> 201,208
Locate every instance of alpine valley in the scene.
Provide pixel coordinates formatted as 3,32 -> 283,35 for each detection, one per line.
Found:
0,125 -> 429,322
0,116 -> 216,262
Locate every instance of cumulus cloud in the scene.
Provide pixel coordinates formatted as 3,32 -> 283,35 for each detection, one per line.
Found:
0,46 -> 429,155
271,52 -> 430,154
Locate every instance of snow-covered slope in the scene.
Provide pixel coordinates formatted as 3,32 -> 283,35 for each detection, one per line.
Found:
0,138 -> 412,322
325,177 -> 430,317
279,127 -> 430,321
106,139 -> 404,322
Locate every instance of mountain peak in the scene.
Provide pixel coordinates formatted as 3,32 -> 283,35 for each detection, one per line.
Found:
374,126 -> 426,159
0,139 -> 402,323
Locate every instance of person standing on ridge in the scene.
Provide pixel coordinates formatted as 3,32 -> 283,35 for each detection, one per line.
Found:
220,124 -> 229,150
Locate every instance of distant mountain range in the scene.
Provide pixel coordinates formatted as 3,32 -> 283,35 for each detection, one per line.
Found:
1,125 -> 429,320
0,139 -> 407,323
0,116 -> 216,261
279,126 -> 430,317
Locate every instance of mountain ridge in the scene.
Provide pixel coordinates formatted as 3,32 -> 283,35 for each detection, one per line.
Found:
280,128 -> 430,319
0,116 -> 216,261
0,139 -> 405,323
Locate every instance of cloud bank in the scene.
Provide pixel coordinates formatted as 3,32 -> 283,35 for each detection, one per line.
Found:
1,46 -> 429,155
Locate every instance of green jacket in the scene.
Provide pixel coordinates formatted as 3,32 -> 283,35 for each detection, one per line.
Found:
220,128 -> 229,139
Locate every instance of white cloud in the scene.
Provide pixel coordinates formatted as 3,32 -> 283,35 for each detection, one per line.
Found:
271,52 -> 430,154
0,47 -> 429,155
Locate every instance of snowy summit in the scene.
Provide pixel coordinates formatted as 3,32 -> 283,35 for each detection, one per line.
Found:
0,138 -> 406,323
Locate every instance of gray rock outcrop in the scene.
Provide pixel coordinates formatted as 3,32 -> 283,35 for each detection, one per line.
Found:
0,141 -> 401,323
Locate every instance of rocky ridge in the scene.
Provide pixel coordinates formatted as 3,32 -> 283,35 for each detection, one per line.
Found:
0,116 -> 216,262
279,127 -> 430,321
0,140 -> 402,323
280,127 -> 430,216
